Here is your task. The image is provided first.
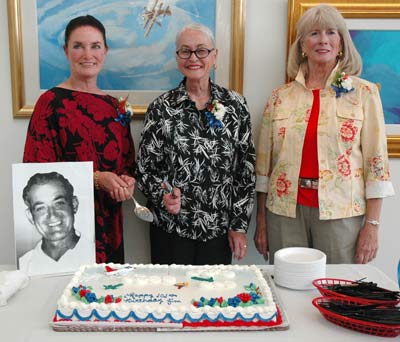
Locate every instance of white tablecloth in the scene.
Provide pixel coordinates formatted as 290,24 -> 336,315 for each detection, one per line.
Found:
0,264 -> 398,342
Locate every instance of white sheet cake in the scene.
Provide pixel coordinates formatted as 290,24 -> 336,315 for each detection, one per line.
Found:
52,263 -> 284,331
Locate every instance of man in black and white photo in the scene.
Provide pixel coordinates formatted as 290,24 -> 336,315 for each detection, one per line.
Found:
19,171 -> 93,276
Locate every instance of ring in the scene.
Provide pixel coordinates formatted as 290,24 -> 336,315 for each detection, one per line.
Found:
243,245 -> 247,248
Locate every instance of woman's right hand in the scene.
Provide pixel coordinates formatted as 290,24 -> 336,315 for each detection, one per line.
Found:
254,214 -> 268,257
254,192 -> 268,257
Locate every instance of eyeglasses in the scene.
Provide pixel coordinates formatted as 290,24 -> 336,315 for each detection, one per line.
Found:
176,48 -> 214,59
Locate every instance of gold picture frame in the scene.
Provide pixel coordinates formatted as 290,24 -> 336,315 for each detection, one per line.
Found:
7,0 -> 245,119
287,0 -> 400,158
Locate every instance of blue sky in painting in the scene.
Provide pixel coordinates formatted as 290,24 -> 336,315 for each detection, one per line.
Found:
350,30 -> 400,125
37,0 -> 216,91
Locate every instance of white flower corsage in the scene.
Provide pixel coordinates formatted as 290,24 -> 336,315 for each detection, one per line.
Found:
204,100 -> 226,128
331,72 -> 354,98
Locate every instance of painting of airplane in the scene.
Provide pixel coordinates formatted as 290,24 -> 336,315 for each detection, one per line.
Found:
143,0 -> 172,38
37,0 -> 216,91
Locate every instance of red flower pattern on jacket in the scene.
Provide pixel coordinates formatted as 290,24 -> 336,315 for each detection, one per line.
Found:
278,127 -> 286,139
340,119 -> 358,142
368,156 -> 388,180
336,154 -> 351,177
276,172 -> 291,197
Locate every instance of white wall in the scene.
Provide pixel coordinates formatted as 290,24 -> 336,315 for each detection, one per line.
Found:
0,0 -> 398,282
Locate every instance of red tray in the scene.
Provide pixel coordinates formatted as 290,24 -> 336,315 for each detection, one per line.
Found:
312,296 -> 400,338
312,278 -> 400,305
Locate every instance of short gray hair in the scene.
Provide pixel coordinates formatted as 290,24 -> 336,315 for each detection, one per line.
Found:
175,23 -> 215,48
287,4 -> 362,79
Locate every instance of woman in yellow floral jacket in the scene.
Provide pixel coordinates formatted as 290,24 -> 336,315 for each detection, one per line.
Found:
254,4 -> 394,264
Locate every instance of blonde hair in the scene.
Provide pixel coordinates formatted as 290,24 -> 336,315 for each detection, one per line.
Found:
287,4 -> 362,79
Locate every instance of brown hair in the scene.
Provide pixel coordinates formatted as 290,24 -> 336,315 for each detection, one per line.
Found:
64,15 -> 108,48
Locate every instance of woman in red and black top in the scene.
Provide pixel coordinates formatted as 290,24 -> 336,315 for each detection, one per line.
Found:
23,15 -> 135,263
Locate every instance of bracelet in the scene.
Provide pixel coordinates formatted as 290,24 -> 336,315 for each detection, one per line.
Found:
366,219 -> 380,226
229,228 -> 247,233
94,171 -> 100,190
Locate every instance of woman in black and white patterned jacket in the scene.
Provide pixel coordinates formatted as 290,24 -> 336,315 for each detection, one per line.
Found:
135,23 -> 255,265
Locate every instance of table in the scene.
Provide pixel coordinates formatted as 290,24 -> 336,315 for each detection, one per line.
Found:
0,264 -> 398,342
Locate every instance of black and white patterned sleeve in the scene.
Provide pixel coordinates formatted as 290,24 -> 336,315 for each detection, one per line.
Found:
135,98 -> 166,206
230,94 -> 256,232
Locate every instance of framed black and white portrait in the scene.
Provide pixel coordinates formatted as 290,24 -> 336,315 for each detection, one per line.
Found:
12,161 -> 96,277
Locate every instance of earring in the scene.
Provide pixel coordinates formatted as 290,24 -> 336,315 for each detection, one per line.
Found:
213,64 -> 217,70
301,51 -> 307,59
338,51 -> 343,59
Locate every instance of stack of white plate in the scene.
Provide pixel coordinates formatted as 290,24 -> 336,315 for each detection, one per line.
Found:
273,247 -> 326,290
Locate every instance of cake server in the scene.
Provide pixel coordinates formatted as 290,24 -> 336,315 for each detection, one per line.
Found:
131,196 -> 154,222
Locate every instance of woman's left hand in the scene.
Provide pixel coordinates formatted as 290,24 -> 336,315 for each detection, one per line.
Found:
355,224 -> 378,264
228,230 -> 248,260
163,188 -> 181,214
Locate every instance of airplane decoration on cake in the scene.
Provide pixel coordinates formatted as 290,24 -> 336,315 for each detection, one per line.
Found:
105,265 -> 134,276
